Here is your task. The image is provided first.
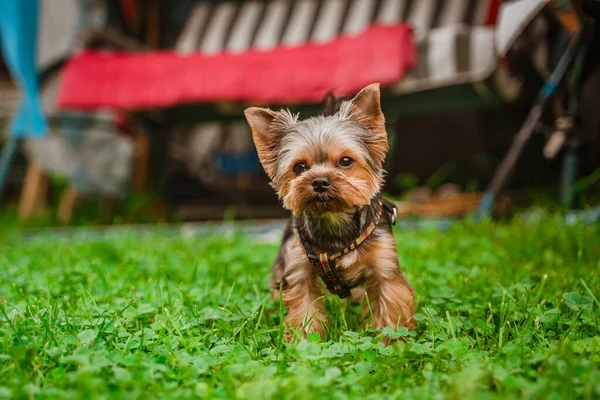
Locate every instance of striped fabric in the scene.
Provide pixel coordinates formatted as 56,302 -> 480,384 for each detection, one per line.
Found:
175,0 -> 500,94
58,25 -> 415,108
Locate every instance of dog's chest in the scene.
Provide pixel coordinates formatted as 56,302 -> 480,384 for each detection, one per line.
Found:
329,231 -> 396,286
332,248 -> 370,286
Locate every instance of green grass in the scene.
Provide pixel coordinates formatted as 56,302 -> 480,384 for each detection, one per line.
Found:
0,215 -> 599,399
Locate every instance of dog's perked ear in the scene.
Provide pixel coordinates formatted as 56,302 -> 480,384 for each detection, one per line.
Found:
348,83 -> 388,166
244,107 -> 296,179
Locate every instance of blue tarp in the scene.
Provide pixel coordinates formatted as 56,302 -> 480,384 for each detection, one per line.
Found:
0,0 -> 48,138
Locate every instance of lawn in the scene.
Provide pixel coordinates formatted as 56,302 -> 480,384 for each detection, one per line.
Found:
0,215 -> 599,399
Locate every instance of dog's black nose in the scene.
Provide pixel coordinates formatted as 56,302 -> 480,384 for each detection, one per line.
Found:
312,177 -> 330,193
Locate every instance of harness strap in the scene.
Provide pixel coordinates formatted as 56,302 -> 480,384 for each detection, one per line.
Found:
295,197 -> 397,298
381,197 -> 397,225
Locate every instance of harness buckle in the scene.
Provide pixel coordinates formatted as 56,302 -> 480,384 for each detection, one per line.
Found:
306,254 -> 319,262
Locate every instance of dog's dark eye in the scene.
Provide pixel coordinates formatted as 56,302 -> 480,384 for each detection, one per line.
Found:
293,163 -> 309,175
338,157 -> 354,168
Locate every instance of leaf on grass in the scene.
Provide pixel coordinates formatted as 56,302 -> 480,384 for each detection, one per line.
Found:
413,313 -> 427,322
77,329 -> 97,346
0,387 -> 12,399
63,335 -> 79,346
397,327 -> 410,337
135,304 -> 157,319
562,292 -> 593,311
325,367 -> 341,380
364,350 -> 377,362
410,343 -> 430,355
358,341 -> 373,351
60,349 -> 93,366
307,332 -> 320,343
571,336 -> 600,355
44,347 -> 62,358
378,346 -> 394,356
209,345 -> 231,356
320,348 -> 339,358
352,361 -> 375,377
381,326 -> 395,337
113,366 -> 132,383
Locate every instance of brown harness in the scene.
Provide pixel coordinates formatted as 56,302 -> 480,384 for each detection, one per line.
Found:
295,197 -> 397,298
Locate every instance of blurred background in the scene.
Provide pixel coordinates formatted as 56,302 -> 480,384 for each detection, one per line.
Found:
1,0 -> 599,227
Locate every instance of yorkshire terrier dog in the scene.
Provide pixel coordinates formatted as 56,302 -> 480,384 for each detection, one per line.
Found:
244,83 -> 415,338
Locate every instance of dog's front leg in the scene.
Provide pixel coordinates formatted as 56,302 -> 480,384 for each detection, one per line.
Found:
365,260 -> 415,331
280,264 -> 327,341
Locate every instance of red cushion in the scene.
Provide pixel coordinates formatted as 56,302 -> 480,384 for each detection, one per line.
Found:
58,24 -> 415,110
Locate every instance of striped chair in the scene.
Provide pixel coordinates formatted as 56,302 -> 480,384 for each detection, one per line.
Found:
175,0 -> 503,99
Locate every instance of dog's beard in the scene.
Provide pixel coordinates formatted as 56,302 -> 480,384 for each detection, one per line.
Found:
305,194 -> 349,215
282,173 -> 377,216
